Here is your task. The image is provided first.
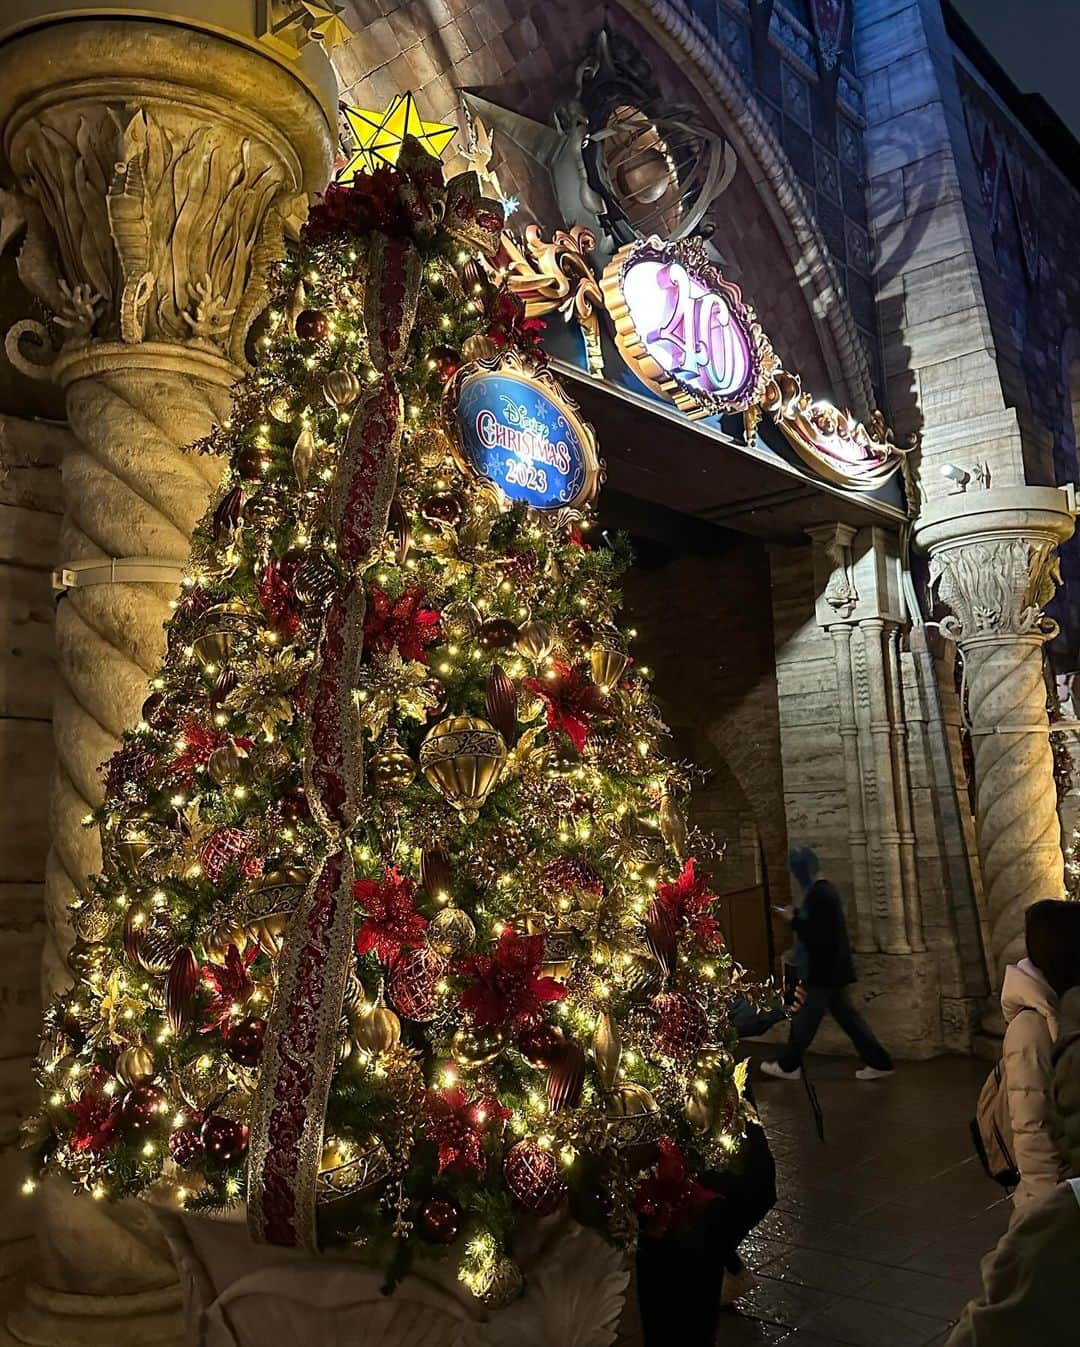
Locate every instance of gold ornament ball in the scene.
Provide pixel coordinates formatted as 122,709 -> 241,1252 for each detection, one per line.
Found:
116,1044 -> 156,1088
515,619 -> 555,662
191,602 -> 255,673
684,1090 -> 714,1133
412,426 -> 450,469
442,598 -> 482,641
471,1253 -> 524,1307
605,1082 -> 662,1148
419,716 -> 508,824
323,369 -> 361,409
451,1024 -> 506,1068
316,1134 -> 393,1201
268,394 -> 293,422
207,742 -> 246,787
350,992 -> 402,1056
462,332 -> 500,363
429,906 -> 476,958
73,899 -> 113,944
368,731 -> 417,794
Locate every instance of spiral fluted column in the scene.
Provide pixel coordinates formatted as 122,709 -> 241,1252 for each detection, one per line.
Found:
0,8 -> 333,1342
915,487 -> 1076,985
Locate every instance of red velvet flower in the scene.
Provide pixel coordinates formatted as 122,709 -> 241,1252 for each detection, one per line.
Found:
304,170 -> 410,242
656,859 -> 723,949
170,723 -> 252,785
200,944 -> 258,1034
258,559 -> 301,637
635,1136 -> 716,1237
458,924 -> 566,1033
363,585 -> 441,663
523,660 -> 607,754
354,866 -> 428,963
485,290 -> 547,356
69,1086 -> 122,1153
424,1086 -> 510,1176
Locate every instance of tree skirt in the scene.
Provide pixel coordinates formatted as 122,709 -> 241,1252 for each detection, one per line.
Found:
157,1208 -> 631,1347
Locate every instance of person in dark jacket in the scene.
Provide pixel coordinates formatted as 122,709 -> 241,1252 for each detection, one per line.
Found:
761,845 -> 893,1081
635,990 -> 791,1344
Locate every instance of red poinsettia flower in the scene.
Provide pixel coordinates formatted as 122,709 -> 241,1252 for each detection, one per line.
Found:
69,1085 -> 123,1153
458,924 -> 567,1033
258,559 -> 301,638
200,944 -> 258,1034
656,859 -> 724,949
424,1086 -> 511,1176
354,866 -> 428,963
170,723 -> 253,785
485,290 -> 547,356
635,1136 -> 716,1237
523,660 -> 608,754
363,585 -> 441,663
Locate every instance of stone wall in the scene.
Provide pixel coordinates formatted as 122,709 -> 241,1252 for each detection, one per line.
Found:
620,535 -> 790,914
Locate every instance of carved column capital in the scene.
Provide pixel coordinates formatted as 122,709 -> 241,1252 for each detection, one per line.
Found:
0,14 -> 335,381
914,485 -> 1075,646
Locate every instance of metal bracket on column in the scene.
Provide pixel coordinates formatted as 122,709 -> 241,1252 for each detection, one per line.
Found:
52,558 -> 187,593
968,725 -> 1052,736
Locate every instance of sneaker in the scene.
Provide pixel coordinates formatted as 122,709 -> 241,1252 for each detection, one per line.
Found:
760,1059 -> 802,1081
855,1065 -> 894,1080
719,1265 -> 754,1307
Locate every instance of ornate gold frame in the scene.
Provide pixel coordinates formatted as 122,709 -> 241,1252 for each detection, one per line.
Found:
502,226 -> 606,378
442,349 -> 604,527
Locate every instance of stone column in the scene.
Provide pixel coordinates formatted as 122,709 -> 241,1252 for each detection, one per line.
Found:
0,9 -> 333,1342
915,487 -> 1076,981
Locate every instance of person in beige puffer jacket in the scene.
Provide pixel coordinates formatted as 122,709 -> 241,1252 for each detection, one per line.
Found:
1000,899 -> 1080,1217
945,983 -> 1080,1347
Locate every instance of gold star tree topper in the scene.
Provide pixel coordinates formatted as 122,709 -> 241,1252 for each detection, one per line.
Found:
339,94 -> 457,181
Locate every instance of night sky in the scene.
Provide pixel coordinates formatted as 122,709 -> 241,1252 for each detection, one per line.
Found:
951,0 -> 1080,139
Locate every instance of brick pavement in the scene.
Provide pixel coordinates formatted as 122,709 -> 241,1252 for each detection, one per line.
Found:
724,1049 -> 1009,1345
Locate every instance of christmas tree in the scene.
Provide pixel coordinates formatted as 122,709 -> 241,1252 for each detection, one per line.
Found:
30,139 -> 759,1304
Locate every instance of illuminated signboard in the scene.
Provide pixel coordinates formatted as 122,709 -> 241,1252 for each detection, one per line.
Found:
446,352 -> 602,515
601,236 -> 774,420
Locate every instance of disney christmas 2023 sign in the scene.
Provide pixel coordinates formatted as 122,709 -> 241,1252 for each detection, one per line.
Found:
446,352 -> 602,516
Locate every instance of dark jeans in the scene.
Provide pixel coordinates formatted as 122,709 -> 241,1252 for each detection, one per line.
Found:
778,984 -> 893,1072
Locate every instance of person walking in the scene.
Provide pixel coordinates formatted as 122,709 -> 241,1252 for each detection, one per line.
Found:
999,898 -> 1080,1218
760,845 -> 893,1082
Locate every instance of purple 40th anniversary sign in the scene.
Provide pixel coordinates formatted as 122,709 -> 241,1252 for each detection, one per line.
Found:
601,236 -> 772,421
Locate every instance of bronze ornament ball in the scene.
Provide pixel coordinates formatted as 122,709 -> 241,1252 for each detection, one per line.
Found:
477,618 -> 518,651
294,308 -> 330,341
418,1195 -> 461,1244
200,1114 -> 249,1163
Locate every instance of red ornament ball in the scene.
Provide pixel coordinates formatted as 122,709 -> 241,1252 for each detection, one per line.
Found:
294,308 -> 330,341
427,345 -> 461,382
420,491 -> 465,527
417,1195 -> 462,1244
121,1084 -> 168,1135
478,618 -> 519,651
422,676 -> 448,719
225,1016 -> 266,1068
504,1139 -> 568,1216
651,991 -> 709,1059
234,444 -> 268,481
517,1021 -> 565,1068
168,1126 -> 205,1168
387,946 -> 446,1022
200,1114 -> 249,1163
543,857 -> 604,896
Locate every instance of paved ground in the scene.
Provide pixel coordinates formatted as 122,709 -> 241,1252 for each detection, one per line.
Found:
720,1047 -> 1010,1346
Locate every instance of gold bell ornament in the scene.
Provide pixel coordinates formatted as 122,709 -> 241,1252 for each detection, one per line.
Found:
419,716 -> 507,823
589,629 -> 629,692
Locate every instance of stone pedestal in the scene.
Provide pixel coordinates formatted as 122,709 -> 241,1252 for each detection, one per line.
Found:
0,6 -> 333,1342
915,486 -> 1076,984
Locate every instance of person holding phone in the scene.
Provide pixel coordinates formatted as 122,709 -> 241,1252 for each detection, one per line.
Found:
761,845 -> 893,1081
